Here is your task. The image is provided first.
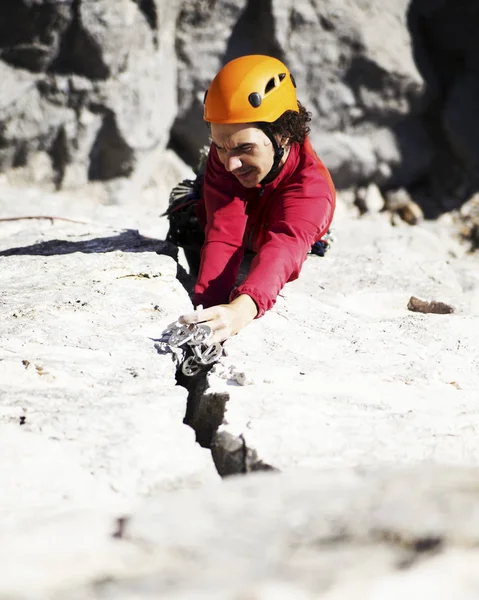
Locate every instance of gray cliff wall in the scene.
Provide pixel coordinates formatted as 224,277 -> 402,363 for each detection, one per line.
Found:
0,0 -> 478,212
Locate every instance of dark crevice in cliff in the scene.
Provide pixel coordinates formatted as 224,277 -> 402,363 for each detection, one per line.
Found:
177,367 -> 226,449
0,0 -> 73,73
50,125 -> 69,189
175,362 -> 278,478
88,111 -> 135,181
406,0 -> 479,218
51,0 -> 110,80
224,0 -> 285,65
133,0 -> 159,47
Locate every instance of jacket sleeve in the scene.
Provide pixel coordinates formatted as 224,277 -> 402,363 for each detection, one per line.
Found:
193,146 -> 248,308
230,184 -> 334,318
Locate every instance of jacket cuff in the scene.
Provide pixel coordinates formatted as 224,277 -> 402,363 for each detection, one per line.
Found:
229,286 -> 273,319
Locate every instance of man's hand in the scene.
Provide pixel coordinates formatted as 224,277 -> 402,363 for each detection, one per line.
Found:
179,294 -> 258,343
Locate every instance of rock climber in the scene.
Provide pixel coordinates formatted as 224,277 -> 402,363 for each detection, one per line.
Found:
168,54 -> 336,344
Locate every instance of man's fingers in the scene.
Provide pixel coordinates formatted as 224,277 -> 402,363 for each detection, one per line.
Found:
179,305 -> 214,324
175,305 -> 232,343
211,326 -> 230,344
179,312 -> 198,324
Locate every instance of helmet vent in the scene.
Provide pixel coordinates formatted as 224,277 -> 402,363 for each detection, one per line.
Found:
203,90 -> 208,104
278,73 -> 286,82
248,92 -> 262,108
290,73 -> 297,88
264,77 -> 276,94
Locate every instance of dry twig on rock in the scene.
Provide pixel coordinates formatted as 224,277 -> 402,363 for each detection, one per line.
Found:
0,216 -> 90,225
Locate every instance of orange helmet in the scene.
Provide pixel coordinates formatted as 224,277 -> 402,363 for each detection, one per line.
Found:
204,55 -> 299,124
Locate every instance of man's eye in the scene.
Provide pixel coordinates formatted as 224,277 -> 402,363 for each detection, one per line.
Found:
240,145 -> 252,152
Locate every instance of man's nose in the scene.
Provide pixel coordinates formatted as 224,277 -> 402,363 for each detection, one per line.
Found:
225,155 -> 242,172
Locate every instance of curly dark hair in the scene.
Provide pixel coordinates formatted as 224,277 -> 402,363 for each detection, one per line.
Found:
257,101 -> 311,145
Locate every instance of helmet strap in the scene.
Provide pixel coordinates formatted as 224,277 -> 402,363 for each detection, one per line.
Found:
260,126 -> 285,182
269,134 -> 285,173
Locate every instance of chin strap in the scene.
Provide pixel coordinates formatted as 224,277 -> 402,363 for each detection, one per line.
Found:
270,135 -> 285,173
260,126 -> 284,182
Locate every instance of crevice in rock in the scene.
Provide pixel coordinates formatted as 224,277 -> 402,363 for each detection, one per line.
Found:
0,0 -> 73,73
50,125 -> 70,189
132,0 -> 158,47
175,362 -> 278,477
397,536 -> 444,570
12,143 -> 28,169
212,431 -> 278,478
177,367 -> 227,449
223,0 -> 285,65
372,527 -> 444,570
413,536 -> 443,553
50,0 -> 110,80
405,0 -> 479,218
88,111 -> 135,181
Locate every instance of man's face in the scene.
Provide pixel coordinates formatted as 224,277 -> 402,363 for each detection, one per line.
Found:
210,122 -> 275,188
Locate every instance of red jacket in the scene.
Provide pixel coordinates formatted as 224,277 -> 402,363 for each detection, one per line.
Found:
193,137 -> 336,318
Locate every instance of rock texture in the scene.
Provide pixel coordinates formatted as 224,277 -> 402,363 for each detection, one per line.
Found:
184,201 -> 479,477
408,0 -> 479,215
170,0 -> 479,232
1,2 -> 479,596
5,466 -> 479,598
2,0 -> 479,218
0,182 -> 218,520
173,0 -> 430,190
0,0 -> 179,190
0,169 -> 479,597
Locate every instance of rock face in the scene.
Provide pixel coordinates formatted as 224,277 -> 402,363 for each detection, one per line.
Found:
1,0 -> 479,213
1,4 -> 479,596
5,466 -> 479,598
0,0 -> 179,189
173,0 -> 430,190
171,0 -> 479,201
184,202 -> 479,477
0,171 -> 479,596
408,0 -> 479,214
0,182 -> 218,513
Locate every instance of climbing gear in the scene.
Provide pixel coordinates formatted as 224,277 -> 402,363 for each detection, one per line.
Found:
309,229 -> 336,257
203,55 -> 299,125
163,146 -> 208,248
162,147 -> 209,274
163,176 -> 204,250
259,124 -> 285,175
162,321 -> 223,377
310,240 -> 329,257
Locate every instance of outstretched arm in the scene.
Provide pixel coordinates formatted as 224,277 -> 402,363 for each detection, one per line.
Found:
193,145 -> 248,308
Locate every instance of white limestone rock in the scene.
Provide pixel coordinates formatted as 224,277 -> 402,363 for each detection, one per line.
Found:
201,212 -> 479,476
0,194 -> 218,514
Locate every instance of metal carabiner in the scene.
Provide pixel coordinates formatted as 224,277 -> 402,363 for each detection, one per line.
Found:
168,324 -> 195,347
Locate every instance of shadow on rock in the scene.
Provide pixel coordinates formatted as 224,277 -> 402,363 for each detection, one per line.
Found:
0,229 -> 176,257
0,228 -> 197,300
406,0 -> 479,217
